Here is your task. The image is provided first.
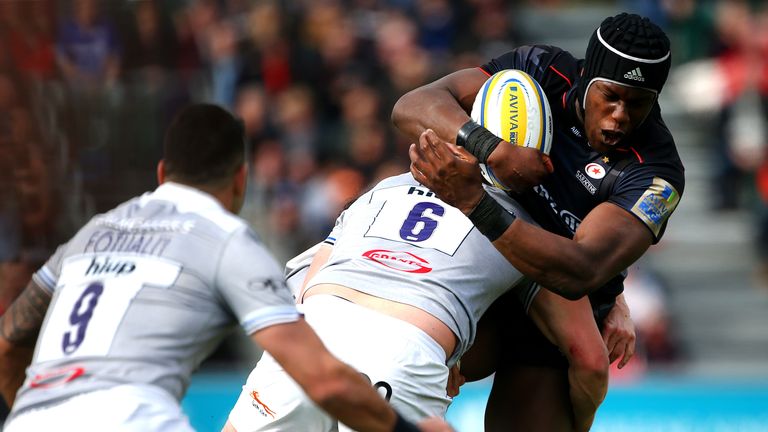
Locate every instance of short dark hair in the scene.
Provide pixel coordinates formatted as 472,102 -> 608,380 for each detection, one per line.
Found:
163,103 -> 246,186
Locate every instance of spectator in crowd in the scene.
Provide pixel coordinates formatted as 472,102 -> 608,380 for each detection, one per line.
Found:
2,0 -> 57,83
56,0 -> 120,89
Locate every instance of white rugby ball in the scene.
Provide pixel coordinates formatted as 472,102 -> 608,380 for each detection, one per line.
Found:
470,69 -> 553,191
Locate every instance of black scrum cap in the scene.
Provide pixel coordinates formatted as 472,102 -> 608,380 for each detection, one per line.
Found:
580,13 -> 671,106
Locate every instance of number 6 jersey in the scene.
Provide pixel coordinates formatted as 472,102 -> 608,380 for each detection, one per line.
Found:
11,182 -> 300,417
307,173 -> 529,366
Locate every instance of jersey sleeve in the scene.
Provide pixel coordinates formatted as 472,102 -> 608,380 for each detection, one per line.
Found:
31,242 -> 70,294
284,242 -> 324,300
216,227 -> 300,335
607,163 -> 683,243
324,209 -> 348,246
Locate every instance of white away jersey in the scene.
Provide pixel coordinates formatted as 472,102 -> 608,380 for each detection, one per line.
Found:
11,183 -> 299,416
307,173 -> 529,364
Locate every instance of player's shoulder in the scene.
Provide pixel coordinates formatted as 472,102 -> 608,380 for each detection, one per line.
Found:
369,172 -> 419,191
616,108 -> 685,195
145,183 -> 248,235
482,45 -> 578,80
481,45 -> 579,107
632,106 -> 684,173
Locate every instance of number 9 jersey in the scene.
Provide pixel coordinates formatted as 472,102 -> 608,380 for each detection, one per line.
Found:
10,182 -> 300,418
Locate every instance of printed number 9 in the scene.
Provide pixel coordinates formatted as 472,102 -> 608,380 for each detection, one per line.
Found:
62,282 -> 104,354
399,202 -> 444,242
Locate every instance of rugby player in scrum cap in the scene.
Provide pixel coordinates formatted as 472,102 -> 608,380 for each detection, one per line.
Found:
397,12 -> 684,431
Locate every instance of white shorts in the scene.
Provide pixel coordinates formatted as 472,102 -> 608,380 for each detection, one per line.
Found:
227,294 -> 451,432
4,384 -> 193,432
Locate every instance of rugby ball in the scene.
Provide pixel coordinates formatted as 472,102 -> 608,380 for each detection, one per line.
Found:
470,69 -> 553,191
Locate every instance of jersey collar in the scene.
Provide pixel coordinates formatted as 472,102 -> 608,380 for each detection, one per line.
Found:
147,182 -> 227,214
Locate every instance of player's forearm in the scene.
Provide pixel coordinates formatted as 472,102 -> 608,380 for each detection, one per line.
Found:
392,88 -> 469,142
392,85 -> 470,144
0,338 -> 32,406
308,359 -> 398,432
0,281 -> 51,406
493,220 -> 602,299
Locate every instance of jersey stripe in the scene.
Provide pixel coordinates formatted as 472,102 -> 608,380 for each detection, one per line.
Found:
242,305 -> 302,335
548,65 -> 572,87
32,267 -> 57,293
518,72 -> 546,152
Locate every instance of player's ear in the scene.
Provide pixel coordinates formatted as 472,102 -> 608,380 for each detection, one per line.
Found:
233,163 -> 247,197
230,163 -> 248,214
157,160 -> 166,185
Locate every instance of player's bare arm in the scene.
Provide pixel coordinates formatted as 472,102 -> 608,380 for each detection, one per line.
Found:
392,68 -> 487,142
0,280 -> 51,406
394,69 -> 552,191
410,129 -> 654,299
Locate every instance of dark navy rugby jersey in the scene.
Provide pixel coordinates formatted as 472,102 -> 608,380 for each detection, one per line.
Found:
480,45 -> 684,302
480,44 -> 684,244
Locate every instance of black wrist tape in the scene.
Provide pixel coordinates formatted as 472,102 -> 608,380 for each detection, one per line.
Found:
456,120 -> 500,163
393,412 -> 420,432
467,192 -> 516,242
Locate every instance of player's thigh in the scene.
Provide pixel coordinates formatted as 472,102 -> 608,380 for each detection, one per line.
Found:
485,365 -> 572,432
479,289 -> 575,431
528,287 -> 603,356
227,352 -> 335,432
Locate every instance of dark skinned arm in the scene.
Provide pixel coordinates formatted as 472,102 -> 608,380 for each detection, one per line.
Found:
0,279 -> 52,406
392,68 -> 487,142
409,130 -> 654,300
392,68 -> 553,192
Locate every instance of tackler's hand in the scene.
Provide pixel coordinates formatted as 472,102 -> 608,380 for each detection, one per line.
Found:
409,129 -> 485,214
446,361 -> 466,398
601,295 -> 636,369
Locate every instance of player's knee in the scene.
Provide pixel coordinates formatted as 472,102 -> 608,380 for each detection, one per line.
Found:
568,344 -> 609,378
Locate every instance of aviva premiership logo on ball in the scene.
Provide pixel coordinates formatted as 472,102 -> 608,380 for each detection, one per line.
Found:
470,69 -> 553,191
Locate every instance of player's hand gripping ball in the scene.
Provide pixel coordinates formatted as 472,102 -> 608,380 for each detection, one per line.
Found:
470,69 -> 553,191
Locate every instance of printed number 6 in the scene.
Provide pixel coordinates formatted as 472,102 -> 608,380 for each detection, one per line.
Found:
62,282 -> 104,354
399,202 -> 445,242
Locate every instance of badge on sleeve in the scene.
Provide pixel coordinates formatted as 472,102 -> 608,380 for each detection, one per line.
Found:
631,177 -> 680,237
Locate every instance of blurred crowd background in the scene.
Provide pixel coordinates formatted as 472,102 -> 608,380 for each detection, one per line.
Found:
1,0 -> 767,419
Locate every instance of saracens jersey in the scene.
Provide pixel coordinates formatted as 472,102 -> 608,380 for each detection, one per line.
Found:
306,173 -> 530,366
10,182 -> 299,418
480,45 -> 685,301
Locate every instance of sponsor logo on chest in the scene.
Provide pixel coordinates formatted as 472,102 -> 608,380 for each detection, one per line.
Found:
362,249 -> 432,273
84,256 -> 136,277
574,162 -> 607,196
